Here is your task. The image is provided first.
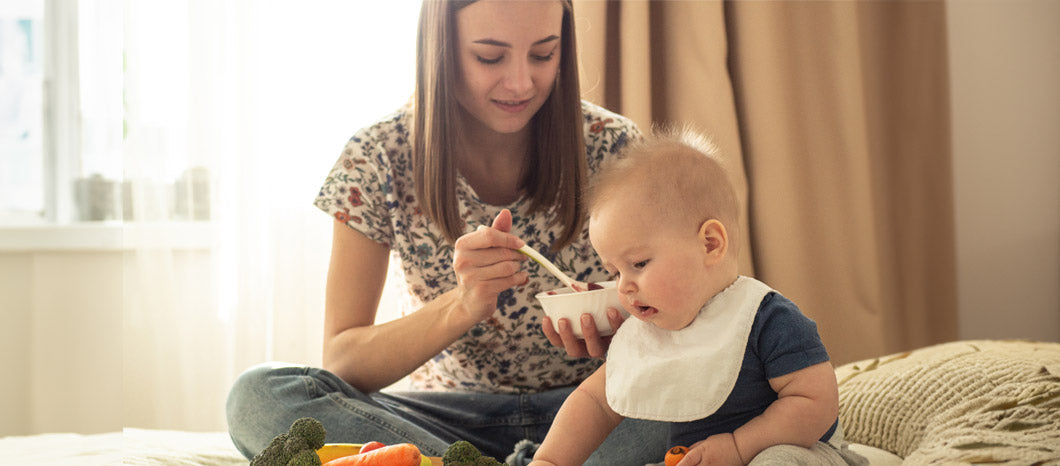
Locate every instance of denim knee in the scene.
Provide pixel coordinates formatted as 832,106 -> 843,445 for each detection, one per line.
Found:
225,362 -> 308,459
226,362 -> 285,423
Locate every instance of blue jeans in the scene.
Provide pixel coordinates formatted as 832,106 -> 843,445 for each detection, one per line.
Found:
226,362 -> 667,464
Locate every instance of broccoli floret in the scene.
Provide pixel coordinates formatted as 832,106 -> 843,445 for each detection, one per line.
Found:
251,433 -> 293,466
285,449 -> 322,466
473,456 -> 502,466
283,434 -> 310,456
442,440 -> 501,466
443,440 -> 481,464
250,417 -> 328,466
288,417 -> 327,450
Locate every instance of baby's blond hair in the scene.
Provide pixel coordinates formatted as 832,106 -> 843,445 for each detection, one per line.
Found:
586,127 -> 740,254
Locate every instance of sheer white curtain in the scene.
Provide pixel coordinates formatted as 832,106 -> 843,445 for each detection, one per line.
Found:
120,0 -> 419,431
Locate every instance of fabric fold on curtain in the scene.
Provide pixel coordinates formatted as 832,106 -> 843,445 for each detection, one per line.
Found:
574,0 -> 957,365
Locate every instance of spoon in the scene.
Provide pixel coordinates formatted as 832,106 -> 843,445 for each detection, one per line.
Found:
517,243 -> 601,292
475,225 -> 601,292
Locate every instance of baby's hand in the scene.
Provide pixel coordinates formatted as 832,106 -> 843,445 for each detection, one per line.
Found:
677,433 -> 744,466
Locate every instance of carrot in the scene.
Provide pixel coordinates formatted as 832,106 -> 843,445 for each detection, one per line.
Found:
359,441 -> 385,454
664,445 -> 688,466
323,443 -> 422,466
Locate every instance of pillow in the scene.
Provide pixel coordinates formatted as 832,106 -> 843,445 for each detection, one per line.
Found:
835,339 -> 1060,463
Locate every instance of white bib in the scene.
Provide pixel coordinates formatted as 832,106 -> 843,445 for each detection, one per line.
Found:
605,276 -> 773,422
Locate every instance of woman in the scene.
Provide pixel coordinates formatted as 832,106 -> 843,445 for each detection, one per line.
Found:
226,1 -> 666,463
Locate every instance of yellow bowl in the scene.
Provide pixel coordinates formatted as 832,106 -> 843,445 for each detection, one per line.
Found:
316,443 -> 363,463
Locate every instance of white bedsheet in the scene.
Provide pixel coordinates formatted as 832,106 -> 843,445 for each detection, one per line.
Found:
0,428 -> 246,466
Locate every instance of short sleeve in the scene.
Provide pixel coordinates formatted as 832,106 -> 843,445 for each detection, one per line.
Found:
752,292 -> 831,379
581,101 -> 643,174
313,127 -> 397,247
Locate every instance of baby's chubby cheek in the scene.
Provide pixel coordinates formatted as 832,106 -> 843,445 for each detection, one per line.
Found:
618,295 -> 638,318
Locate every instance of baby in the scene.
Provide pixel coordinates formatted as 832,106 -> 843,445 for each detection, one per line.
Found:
529,130 -> 865,465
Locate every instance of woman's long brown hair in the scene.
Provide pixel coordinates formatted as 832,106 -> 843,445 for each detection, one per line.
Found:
411,0 -> 586,251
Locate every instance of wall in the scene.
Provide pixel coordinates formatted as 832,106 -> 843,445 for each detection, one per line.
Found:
0,227 -> 364,436
0,254 -> 32,436
947,0 -> 1060,341
0,251 -> 123,436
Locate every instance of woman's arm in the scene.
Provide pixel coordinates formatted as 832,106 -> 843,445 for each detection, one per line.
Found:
323,211 -> 527,393
531,365 -> 623,466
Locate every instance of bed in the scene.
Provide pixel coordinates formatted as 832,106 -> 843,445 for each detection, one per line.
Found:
2,340 -> 1056,465
0,428 -> 246,466
0,427 -> 900,466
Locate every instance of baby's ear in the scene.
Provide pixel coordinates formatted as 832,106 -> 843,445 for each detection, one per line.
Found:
698,219 -> 728,264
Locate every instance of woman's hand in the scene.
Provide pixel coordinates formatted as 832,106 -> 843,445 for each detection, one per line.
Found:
451,209 -> 529,324
542,307 -> 626,358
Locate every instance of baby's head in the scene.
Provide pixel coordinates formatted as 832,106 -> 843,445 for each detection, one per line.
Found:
586,128 -> 740,330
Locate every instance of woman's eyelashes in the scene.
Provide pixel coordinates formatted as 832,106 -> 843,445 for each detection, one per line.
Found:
531,51 -> 555,62
473,50 -> 556,65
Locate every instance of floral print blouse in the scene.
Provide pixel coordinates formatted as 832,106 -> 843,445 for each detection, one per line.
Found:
314,101 -> 640,394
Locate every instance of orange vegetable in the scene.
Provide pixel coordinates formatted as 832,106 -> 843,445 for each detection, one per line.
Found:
359,441 -> 385,454
664,445 -> 688,466
323,443 -> 422,466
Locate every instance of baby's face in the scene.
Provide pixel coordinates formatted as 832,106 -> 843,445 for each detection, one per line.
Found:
588,200 -> 715,331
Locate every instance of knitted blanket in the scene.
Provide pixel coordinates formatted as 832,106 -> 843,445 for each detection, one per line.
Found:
835,339 -> 1060,464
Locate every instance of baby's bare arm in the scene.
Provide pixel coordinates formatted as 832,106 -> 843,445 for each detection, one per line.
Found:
530,365 -> 624,466
729,361 -> 839,461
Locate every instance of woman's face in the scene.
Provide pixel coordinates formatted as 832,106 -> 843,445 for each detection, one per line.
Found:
454,0 -> 564,136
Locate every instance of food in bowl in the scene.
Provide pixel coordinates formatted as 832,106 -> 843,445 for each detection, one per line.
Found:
535,281 -> 629,338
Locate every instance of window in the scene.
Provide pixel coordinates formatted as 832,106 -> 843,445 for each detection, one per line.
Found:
76,0 -> 124,221
0,0 -> 124,225
0,0 -> 420,230
0,0 -> 44,222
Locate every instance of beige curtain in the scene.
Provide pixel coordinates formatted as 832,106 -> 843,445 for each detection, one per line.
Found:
574,0 -> 957,365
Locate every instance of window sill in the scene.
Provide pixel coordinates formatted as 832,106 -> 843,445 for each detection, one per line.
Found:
0,222 -> 215,252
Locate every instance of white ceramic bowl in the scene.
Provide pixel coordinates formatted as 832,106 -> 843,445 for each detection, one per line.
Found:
535,281 -> 629,338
